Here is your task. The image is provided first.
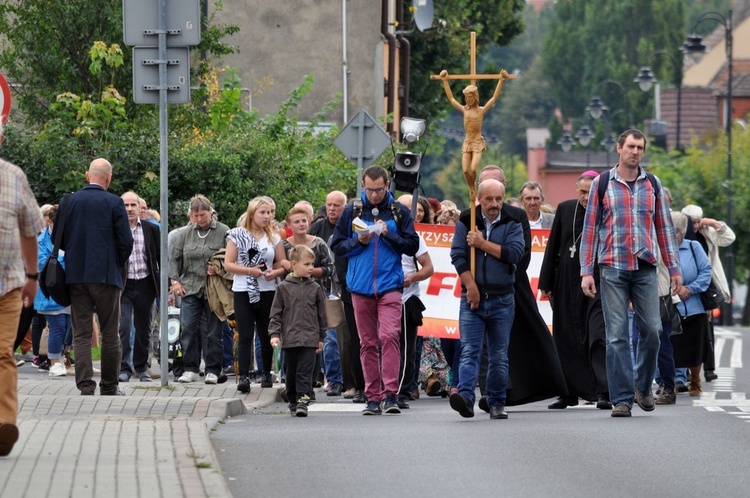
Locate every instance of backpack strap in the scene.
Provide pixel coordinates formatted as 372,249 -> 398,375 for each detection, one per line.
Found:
598,169 -> 661,214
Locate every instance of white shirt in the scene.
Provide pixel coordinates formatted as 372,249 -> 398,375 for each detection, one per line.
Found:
401,235 -> 428,303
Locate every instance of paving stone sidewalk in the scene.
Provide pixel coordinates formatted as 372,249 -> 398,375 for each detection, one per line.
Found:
0,364 -> 278,498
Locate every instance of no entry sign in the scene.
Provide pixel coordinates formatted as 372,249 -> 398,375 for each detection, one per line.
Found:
0,72 -> 10,123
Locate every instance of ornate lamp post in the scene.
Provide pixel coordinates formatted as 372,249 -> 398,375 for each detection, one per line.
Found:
683,10 -> 734,324
634,49 -> 683,152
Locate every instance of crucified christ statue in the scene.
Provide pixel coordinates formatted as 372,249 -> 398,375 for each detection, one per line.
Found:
438,69 -> 510,200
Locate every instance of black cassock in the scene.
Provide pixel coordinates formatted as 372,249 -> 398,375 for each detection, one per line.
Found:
503,205 -> 568,406
538,199 -> 607,402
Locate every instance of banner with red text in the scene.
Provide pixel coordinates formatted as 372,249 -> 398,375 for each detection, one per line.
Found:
415,223 -> 551,339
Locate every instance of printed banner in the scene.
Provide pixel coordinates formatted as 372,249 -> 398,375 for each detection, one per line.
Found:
415,223 -> 551,339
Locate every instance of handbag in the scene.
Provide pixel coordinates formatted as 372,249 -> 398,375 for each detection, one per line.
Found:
324,297 -> 344,329
40,194 -> 72,307
688,241 -> 725,311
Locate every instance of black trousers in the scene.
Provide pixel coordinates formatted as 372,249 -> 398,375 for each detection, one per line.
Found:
119,277 -> 157,374
342,287 -> 365,390
398,296 -> 423,397
234,291 -> 274,376
284,347 -> 317,403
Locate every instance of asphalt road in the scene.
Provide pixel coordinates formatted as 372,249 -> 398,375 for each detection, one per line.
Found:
211,326 -> 750,497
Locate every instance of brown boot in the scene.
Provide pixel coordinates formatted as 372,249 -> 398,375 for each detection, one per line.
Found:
426,375 -> 442,396
689,366 -> 702,396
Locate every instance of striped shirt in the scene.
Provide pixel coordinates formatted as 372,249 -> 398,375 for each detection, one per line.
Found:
127,219 -> 149,280
0,159 -> 46,296
580,166 -> 680,277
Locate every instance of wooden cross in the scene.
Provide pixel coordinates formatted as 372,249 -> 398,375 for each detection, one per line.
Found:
430,31 -> 516,277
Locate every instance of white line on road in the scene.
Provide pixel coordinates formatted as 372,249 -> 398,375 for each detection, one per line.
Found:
731,338 -> 743,368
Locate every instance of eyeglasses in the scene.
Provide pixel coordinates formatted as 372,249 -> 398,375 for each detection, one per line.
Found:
364,187 -> 386,195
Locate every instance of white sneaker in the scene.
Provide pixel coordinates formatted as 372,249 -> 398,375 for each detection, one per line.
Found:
204,373 -> 218,385
49,362 -> 67,377
177,371 -> 200,383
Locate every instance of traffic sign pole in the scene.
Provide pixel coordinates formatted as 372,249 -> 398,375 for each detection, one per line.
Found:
158,0 -> 170,387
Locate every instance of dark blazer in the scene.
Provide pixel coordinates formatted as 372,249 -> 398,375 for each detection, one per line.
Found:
55,184 -> 133,289
141,220 -> 161,296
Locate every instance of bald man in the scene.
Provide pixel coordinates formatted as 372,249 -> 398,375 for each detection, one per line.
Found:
57,158 -> 133,396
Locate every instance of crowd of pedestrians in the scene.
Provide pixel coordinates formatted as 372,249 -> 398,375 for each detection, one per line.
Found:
2,124 -> 738,456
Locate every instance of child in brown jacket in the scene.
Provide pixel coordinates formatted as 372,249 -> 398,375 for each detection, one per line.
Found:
269,245 -> 326,416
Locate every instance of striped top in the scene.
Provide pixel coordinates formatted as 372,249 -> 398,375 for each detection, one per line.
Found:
580,166 -> 680,277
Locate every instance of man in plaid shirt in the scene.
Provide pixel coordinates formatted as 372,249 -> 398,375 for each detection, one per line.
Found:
0,121 -> 46,456
580,129 -> 682,418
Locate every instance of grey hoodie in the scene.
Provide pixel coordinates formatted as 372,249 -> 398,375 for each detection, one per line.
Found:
268,273 -> 327,349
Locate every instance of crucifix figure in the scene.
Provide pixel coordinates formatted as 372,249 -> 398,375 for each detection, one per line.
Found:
431,32 -> 516,276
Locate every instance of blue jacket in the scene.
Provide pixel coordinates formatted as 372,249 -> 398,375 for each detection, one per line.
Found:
451,204 -> 525,296
330,190 -> 419,297
677,239 -> 712,317
55,184 -> 133,289
34,227 -> 67,312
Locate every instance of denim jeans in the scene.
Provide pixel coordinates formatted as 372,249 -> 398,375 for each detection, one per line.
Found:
599,265 -> 661,406
634,318 -> 675,391
180,295 -> 224,376
44,313 -> 72,360
322,328 -> 343,384
222,321 -> 233,369
457,294 -> 514,408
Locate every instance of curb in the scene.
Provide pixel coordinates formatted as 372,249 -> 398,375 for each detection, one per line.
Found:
245,387 -> 282,411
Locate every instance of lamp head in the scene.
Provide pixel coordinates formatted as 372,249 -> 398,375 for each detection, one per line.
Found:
635,66 -> 656,93
558,132 -> 575,153
587,97 -> 607,120
400,117 -> 426,143
602,134 -> 617,153
682,34 -> 707,62
576,125 -> 593,148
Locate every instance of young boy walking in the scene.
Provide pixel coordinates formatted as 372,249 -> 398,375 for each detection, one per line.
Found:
269,245 -> 327,417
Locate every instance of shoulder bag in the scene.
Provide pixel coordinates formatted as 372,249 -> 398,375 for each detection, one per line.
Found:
40,193 -> 72,306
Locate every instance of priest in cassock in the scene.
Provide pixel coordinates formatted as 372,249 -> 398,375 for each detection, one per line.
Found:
539,171 -> 611,410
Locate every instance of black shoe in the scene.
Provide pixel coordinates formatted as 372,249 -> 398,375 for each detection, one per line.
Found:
449,393 -> 474,418
237,376 -> 251,394
38,358 -> 51,371
704,371 -> 718,382
548,397 -> 578,409
362,401 -> 382,415
295,396 -> 309,417
101,387 -> 125,396
478,396 -> 490,413
279,387 -> 289,403
489,405 -> 508,419
288,403 -> 297,416
352,390 -> 366,404
326,382 -> 343,397
635,390 -> 655,412
260,373 -> 272,388
675,381 -> 689,393
596,396 -> 613,410
308,390 -> 316,401
382,394 -> 401,414
397,396 -> 410,409
0,423 -> 20,457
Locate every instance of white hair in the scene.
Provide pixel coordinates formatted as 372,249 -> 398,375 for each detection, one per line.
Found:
681,204 -> 703,220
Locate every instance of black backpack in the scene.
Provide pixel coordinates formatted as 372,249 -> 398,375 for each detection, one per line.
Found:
597,169 -> 660,212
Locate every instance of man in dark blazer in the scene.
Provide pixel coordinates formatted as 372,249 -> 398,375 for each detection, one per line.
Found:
57,158 -> 133,396
118,191 -> 160,383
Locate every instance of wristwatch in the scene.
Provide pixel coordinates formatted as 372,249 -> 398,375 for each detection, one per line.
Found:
25,272 -> 39,281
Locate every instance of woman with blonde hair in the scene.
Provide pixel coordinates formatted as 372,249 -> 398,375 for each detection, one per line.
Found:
224,196 -> 287,393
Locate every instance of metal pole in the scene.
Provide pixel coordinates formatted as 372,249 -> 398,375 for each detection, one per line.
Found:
158,0 -> 170,384
724,10 -> 734,325
676,81 -> 682,152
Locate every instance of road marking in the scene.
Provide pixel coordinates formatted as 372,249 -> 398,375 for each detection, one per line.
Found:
308,404 -> 368,413
696,328 -> 748,424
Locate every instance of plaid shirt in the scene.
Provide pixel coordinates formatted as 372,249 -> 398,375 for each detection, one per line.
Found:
580,166 -> 680,277
127,219 -> 149,280
0,158 -> 46,296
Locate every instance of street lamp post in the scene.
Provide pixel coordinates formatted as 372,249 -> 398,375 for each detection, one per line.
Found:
682,9 -> 734,324
634,49 -> 683,152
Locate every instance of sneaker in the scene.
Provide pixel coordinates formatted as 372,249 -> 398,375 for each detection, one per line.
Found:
237,376 -> 251,394
204,373 -> 218,385
655,388 -> 676,405
30,355 -> 41,368
224,365 -> 236,375
49,362 -> 67,377
38,358 -> 51,371
19,351 -> 34,362
295,396 -> 310,417
260,373 -> 273,388
611,403 -> 632,417
635,390 -> 655,412
326,382 -> 343,397
397,395 -> 410,409
118,371 -> 131,383
177,371 -> 200,383
352,390 -> 366,404
288,403 -> 297,416
362,401 -> 382,415
15,357 -> 25,367
382,395 -> 401,414
675,381 -> 689,393
139,371 -> 153,382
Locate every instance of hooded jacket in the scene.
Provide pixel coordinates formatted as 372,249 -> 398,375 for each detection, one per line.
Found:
330,189 -> 419,297
451,204 -> 525,296
268,273 -> 327,349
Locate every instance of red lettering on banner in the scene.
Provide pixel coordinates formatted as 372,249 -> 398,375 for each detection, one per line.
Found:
426,272 -> 461,298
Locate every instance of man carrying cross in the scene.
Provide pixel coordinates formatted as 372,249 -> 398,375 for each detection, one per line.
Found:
438,69 -> 510,200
